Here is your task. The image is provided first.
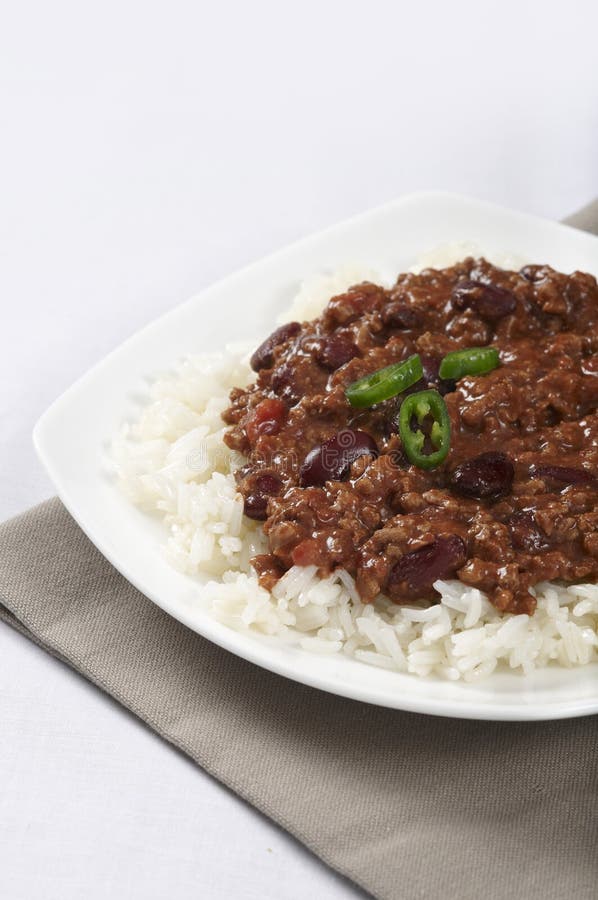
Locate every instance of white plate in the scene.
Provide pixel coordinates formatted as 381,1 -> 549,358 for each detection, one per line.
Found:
34,191 -> 598,721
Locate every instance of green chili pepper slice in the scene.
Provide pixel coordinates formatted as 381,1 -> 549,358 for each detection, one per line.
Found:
398,389 -> 451,470
438,346 -> 500,381
345,354 -> 423,409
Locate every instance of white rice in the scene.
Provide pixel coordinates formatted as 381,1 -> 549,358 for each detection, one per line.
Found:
111,248 -> 598,681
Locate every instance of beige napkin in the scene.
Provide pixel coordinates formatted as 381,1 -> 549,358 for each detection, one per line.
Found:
2,202 -> 598,900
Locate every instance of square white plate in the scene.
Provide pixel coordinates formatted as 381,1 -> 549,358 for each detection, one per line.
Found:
34,191 -> 598,720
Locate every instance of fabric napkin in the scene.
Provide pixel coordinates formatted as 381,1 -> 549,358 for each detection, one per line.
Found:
2,202 -> 598,900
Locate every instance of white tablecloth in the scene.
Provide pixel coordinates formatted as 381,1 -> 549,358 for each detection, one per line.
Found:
1,2 -> 597,897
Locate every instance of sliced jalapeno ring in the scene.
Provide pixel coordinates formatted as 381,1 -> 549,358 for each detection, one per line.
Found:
345,354 -> 423,409
438,346 -> 499,381
398,389 -> 451,470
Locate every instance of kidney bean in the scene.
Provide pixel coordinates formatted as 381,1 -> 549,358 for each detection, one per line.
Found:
300,429 -> 378,487
243,494 -> 269,519
450,452 -> 514,500
316,335 -> 358,370
250,322 -> 301,371
381,302 -> 422,330
419,353 -> 456,396
271,362 -> 302,407
419,353 -> 440,384
530,464 -> 596,487
255,473 -> 282,494
388,535 -> 467,596
451,280 -> 517,320
508,510 -> 550,552
243,473 -> 282,520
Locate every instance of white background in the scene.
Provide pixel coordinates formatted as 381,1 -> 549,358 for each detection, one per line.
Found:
1,2 -> 597,898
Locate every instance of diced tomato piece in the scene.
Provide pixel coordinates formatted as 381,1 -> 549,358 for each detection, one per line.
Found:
291,538 -> 324,568
245,398 -> 287,444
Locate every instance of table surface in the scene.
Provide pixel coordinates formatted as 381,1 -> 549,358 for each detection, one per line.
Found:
1,2 -> 597,897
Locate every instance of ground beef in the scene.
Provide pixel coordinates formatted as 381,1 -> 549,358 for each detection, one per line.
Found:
223,259 -> 598,614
